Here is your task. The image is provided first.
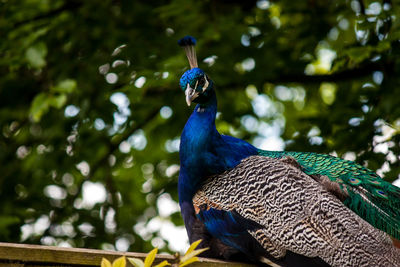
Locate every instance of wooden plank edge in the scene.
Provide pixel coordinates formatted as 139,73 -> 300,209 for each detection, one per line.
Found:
0,242 -> 254,267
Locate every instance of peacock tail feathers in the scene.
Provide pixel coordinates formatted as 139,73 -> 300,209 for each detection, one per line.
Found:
258,149 -> 400,240
194,156 -> 400,267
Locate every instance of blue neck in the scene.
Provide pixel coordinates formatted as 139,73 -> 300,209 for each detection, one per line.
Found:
179,91 -> 218,203
178,89 -> 258,241
178,90 -> 258,203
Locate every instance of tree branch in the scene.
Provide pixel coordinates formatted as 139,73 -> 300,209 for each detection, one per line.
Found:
13,1 -> 82,28
143,61 -> 393,96
269,61 -> 392,84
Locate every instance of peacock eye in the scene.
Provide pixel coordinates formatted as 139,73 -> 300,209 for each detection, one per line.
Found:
197,77 -> 205,89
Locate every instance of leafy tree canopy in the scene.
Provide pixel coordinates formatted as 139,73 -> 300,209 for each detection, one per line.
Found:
1,0 -> 400,253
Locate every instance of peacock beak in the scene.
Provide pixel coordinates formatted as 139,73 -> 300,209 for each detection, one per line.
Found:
185,84 -> 199,106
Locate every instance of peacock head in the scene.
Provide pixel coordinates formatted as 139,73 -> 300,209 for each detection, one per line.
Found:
179,68 -> 213,106
178,36 -> 214,106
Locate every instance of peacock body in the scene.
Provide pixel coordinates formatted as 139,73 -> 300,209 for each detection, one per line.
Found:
177,36 -> 400,266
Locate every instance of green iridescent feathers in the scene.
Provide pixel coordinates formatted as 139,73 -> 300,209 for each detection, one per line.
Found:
258,150 -> 400,240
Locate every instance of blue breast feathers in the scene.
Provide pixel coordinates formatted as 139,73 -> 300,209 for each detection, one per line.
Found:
178,96 -> 257,202
195,204 -> 263,256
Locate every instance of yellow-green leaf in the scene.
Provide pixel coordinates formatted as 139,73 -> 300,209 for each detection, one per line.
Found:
153,260 -> 170,267
25,42 -> 47,69
345,46 -> 371,63
184,239 -> 202,256
48,94 -> 67,109
30,92 -> 49,122
144,247 -> 158,267
127,257 -> 144,267
112,256 -> 126,267
101,258 -> 112,267
179,257 -> 199,267
180,248 -> 209,264
53,79 -> 77,93
319,82 -> 337,105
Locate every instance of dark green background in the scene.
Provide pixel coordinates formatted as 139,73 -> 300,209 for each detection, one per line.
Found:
1,0 -> 400,253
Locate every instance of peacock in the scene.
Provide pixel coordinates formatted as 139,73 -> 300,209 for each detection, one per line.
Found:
177,36 -> 400,266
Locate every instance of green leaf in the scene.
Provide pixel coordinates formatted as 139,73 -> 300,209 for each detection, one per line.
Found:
112,256 -> 126,267
29,92 -> 67,122
48,94 -> 67,109
179,240 -> 208,266
25,42 -> 47,69
377,41 -> 390,52
52,79 -> 77,93
179,248 -> 209,264
0,216 -> 19,232
101,258 -> 112,267
127,258 -> 144,267
29,92 -> 49,122
345,47 -> 371,63
184,239 -> 202,256
179,257 -> 199,267
319,82 -> 337,105
144,247 -> 158,267
153,260 -> 170,267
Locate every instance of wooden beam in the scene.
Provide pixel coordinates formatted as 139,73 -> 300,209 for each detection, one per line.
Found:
0,242 -> 255,267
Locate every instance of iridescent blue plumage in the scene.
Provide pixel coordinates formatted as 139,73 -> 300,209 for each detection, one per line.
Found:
178,87 -> 257,203
178,36 -> 199,70
197,207 -> 266,257
178,35 -> 197,47
179,68 -> 204,91
177,37 -> 257,249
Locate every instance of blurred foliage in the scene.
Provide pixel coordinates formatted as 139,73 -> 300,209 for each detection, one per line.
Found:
1,0 -> 400,254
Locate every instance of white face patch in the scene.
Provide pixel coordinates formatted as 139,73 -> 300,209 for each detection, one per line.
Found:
202,75 -> 209,92
197,107 -> 205,113
185,83 -> 199,106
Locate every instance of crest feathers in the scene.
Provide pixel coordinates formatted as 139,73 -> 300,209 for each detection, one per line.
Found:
178,36 -> 198,69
